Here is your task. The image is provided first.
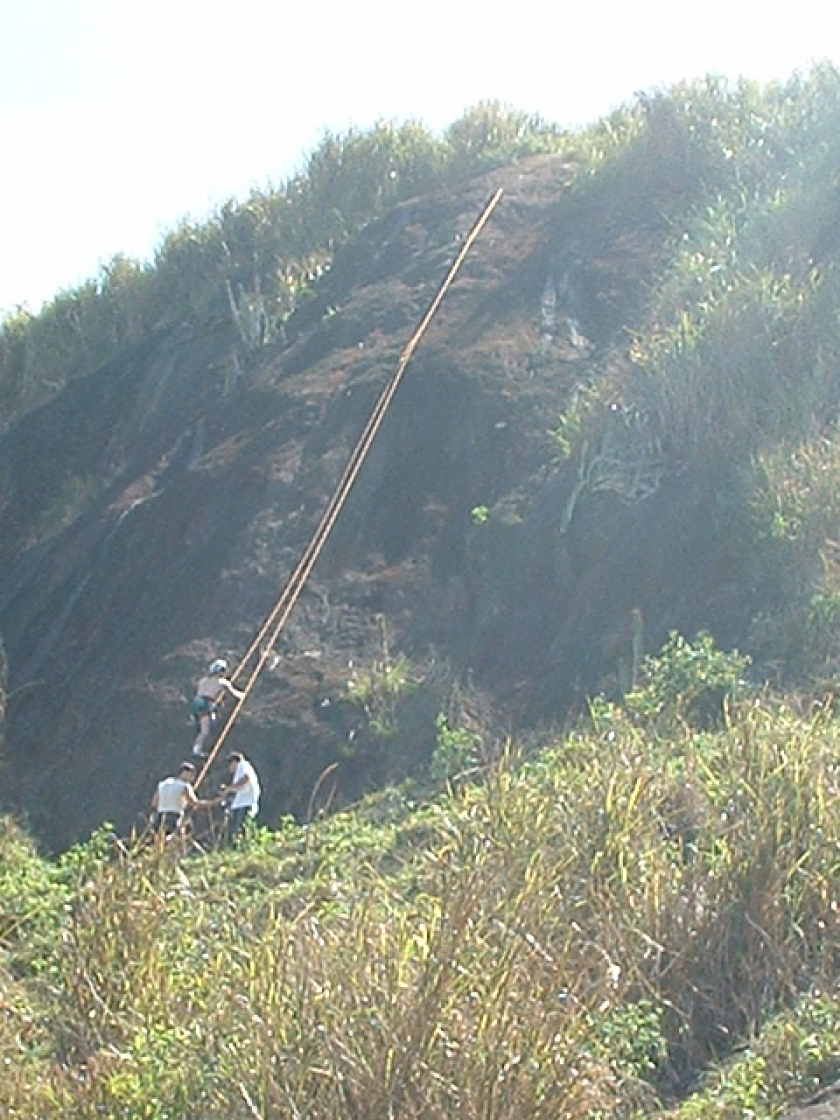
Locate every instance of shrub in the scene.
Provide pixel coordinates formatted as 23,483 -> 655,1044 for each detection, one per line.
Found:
430,712 -> 481,781
625,631 -> 751,726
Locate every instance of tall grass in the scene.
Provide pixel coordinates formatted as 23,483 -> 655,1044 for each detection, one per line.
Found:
0,104 -> 568,426
749,434 -> 840,686
3,663 -> 840,1116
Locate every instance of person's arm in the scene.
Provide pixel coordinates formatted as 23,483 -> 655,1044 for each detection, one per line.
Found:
223,767 -> 251,794
195,796 -> 222,811
184,782 -> 224,811
220,678 -> 245,701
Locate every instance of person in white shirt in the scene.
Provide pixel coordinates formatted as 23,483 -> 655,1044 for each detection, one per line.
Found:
150,761 -> 217,835
191,658 -> 245,758
220,751 -> 261,839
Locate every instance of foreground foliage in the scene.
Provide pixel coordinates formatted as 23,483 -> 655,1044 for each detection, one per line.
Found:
3,664 -> 840,1117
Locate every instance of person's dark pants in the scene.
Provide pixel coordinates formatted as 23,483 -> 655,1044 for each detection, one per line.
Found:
155,811 -> 181,835
226,806 -> 253,840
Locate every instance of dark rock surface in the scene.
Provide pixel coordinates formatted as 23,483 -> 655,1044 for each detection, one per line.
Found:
0,156 -> 750,849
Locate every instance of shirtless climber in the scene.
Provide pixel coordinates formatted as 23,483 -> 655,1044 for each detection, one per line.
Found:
191,658 -> 245,758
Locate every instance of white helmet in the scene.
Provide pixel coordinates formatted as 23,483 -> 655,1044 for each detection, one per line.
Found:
208,658 -> 228,675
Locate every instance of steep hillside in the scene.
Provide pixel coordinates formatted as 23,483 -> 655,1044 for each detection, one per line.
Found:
0,151 -> 804,848
7,80 -> 840,1118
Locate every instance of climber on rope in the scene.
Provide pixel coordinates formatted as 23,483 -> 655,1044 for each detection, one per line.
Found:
191,658 -> 245,758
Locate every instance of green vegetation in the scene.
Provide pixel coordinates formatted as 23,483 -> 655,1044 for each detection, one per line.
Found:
9,63 -> 840,1115
7,63 -> 837,429
3,637 -> 840,1116
623,631 -> 751,727
431,711 -> 481,780
0,103 -> 565,425
345,649 -> 416,740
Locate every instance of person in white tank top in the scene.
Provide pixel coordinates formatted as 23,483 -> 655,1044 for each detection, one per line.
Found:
150,761 -> 217,836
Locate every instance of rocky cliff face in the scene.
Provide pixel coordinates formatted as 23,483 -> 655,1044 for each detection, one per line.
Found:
0,157 -> 753,849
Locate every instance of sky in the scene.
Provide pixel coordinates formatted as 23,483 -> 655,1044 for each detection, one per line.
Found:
1,0 -> 839,316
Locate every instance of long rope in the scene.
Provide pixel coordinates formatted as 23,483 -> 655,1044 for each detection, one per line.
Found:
194,187 -> 503,791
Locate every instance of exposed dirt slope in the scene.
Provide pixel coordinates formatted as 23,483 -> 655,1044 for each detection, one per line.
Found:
0,157 -> 751,849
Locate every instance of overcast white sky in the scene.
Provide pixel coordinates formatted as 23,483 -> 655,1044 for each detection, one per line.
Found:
1,0 -> 838,315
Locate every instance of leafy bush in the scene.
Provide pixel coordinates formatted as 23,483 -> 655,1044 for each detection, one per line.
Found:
444,100 -> 565,171
624,631 -> 751,727
430,711 -> 480,781
346,651 -> 416,739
